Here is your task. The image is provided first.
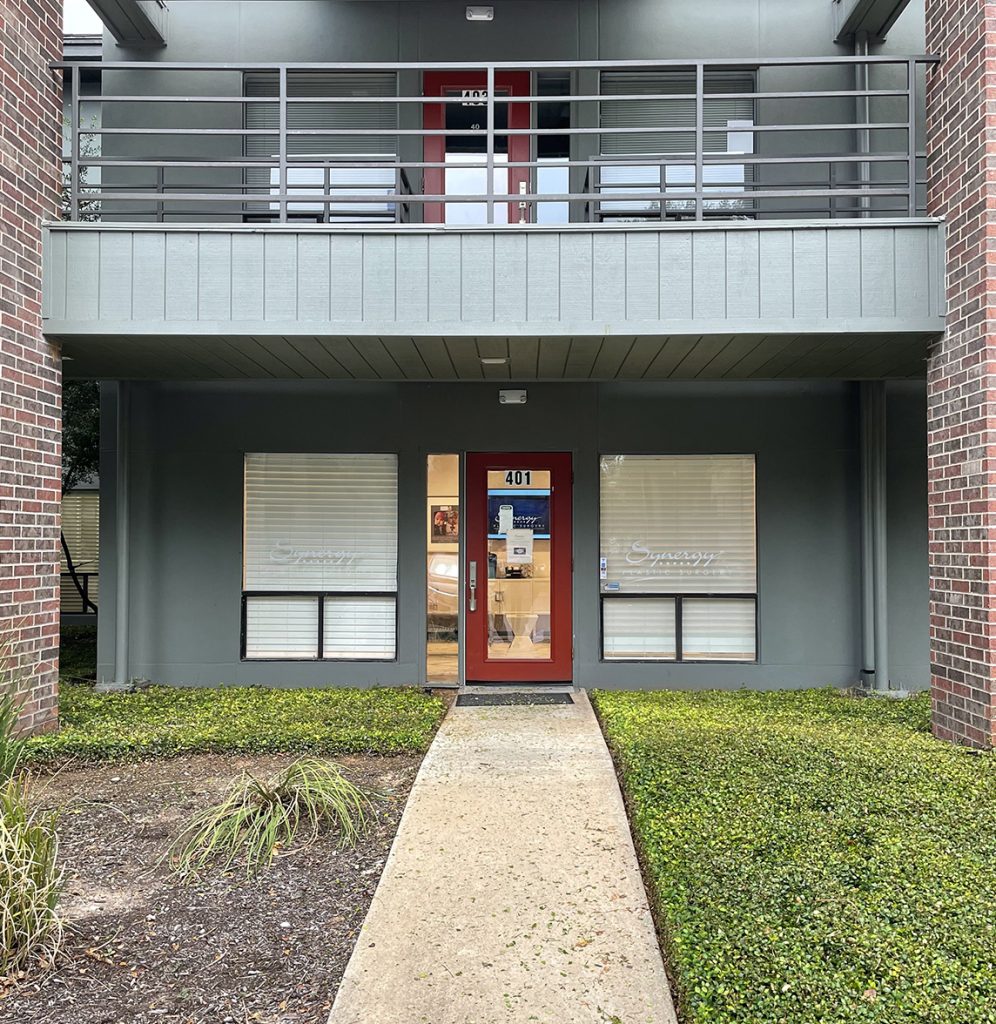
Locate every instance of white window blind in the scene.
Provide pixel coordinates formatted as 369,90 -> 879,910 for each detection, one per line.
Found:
600,455 -> 756,593
603,598 -> 676,661
682,598 -> 756,661
600,455 -> 757,662
243,454 -> 398,660
245,595 -> 320,659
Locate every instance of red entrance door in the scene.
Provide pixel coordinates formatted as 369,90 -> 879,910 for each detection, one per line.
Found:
465,453 -> 572,683
423,71 -> 531,225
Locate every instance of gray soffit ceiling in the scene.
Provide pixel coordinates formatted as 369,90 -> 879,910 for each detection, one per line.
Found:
59,332 -> 930,382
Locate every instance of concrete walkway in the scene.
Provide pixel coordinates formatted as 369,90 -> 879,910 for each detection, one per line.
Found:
328,692 -> 678,1024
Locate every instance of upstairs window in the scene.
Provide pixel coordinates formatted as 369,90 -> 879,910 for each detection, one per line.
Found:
598,70 -> 755,219
244,71 -> 399,221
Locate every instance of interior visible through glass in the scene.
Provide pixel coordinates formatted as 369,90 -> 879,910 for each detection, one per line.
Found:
426,454 -> 460,682
486,469 -> 552,661
444,88 -> 509,225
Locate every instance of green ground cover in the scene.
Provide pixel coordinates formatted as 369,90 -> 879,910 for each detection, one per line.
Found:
592,688 -> 996,1024
27,683 -> 446,764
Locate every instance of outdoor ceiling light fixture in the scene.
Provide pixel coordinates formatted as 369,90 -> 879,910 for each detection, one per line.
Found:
498,389 -> 527,405
480,357 -> 508,365
466,6 -> 495,21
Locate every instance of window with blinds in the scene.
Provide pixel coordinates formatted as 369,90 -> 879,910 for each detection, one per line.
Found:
243,71 -> 399,219
599,70 -> 755,216
242,453 -> 398,660
61,490 -> 100,613
599,456 -> 757,661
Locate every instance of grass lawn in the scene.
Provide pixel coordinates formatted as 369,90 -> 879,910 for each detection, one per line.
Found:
592,688 -> 996,1024
27,682 -> 446,764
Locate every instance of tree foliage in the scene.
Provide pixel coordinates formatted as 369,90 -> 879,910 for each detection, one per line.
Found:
61,380 -> 99,495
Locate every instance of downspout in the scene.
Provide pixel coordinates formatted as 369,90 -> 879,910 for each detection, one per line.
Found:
860,382 -> 875,686
860,381 -> 890,692
871,381 -> 889,692
112,382 -> 130,687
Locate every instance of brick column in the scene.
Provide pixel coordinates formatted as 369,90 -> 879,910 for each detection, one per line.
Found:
0,0 -> 63,733
926,0 -> 996,747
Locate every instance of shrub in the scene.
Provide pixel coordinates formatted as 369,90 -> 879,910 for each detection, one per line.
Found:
26,683 -> 445,765
592,688 -> 996,1024
169,757 -> 378,877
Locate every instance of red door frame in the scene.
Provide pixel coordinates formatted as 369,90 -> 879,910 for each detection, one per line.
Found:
465,452 -> 573,683
422,71 -> 532,225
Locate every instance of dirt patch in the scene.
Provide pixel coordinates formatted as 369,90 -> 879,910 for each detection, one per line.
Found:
1,752 -> 421,1024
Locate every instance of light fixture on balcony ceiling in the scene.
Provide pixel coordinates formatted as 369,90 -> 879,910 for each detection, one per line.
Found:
481,356 -> 507,366
466,6 -> 495,21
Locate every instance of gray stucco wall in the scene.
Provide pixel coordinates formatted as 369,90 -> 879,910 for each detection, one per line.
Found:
96,378 -> 930,691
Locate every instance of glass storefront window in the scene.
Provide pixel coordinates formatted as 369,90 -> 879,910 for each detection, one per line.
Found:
599,455 -> 757,661
426,454 -> 460,682
242,453 -> 398,660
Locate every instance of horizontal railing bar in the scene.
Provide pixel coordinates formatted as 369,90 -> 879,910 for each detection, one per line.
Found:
84,122 -> 911,137
74,187 -> 915,203
86,87 -> 914,104
51,55 -> 940,70
76,152 -> 915,170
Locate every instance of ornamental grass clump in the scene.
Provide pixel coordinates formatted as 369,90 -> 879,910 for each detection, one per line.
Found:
0,633 -> 63,980
0,776 -> 63,978
169,756 -> 379,878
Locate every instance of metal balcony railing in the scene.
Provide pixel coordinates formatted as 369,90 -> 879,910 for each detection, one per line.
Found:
57,56 -> 937,225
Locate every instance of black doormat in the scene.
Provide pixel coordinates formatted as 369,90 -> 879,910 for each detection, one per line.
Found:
456,693 -> 574,707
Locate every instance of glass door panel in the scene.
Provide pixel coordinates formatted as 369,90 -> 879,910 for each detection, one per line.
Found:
465,453 -> 573,683
485,470 -> 552,661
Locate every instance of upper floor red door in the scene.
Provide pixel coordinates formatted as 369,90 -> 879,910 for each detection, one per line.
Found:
422,71 -> 531,225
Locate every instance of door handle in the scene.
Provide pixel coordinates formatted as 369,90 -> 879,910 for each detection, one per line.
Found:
468,560 -> 478,613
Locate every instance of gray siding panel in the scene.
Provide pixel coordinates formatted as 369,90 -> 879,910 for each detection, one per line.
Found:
231,233 -> 264,321
164,233 -> 199,321
98,231 -> 133,321
65,230 -> 100,321
263,234 -> 298,321
297,234 -> 332,322
46,222 -> 945,338
197,233 -> 232,321
659,231 -> 693,319
526,233 -> 561,321
132,232 -> 166,321
592,233 -> 627,322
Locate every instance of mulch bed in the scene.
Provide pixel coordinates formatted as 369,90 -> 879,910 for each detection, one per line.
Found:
0,752 -> 421,1024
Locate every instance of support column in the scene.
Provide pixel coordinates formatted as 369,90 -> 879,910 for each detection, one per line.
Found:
926,0 -> 996,747
0,0 -> 63,733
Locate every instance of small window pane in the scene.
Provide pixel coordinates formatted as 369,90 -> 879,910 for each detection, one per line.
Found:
682,598 -> 756,661
427,454 -> 460,683
246,596 -> 319,659
324,597 -> 396,660
603,598 -> 676,660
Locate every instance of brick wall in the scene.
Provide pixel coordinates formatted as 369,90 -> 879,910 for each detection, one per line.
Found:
0,0 -> 63,733
926,0 -> 996,747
